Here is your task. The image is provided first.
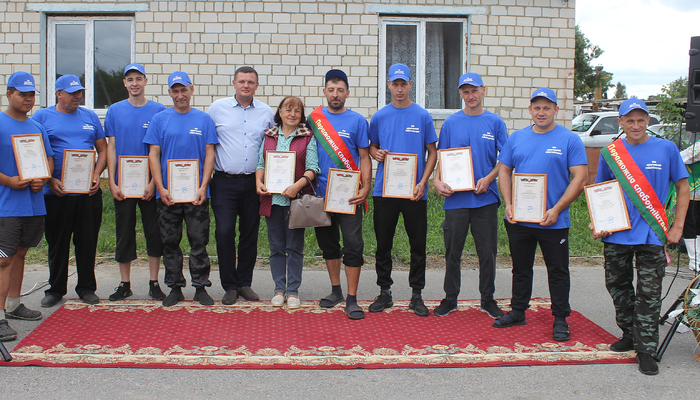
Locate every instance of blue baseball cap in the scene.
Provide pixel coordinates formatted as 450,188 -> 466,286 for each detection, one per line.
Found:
55,75 -> 85,93
458,73 -> 484,88
168,71 -> 192,88
618,98 -> 648,117
325,69 -> 348,86
388,64 -> 411,82
124,63 -> 146,77
530,87 -> 557,105
7,71 -> 39,93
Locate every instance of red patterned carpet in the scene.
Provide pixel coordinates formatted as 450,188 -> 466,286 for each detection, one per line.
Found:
7,298 -> 634,369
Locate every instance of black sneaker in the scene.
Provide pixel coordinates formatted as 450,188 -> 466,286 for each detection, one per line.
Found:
163,287 -> 184,307
637,353 -> 659,375
149,281 -> 166,301
480,300 -> 504,318
0,319 -> 17,342
369,292 -> 393,313
409,296 -> 429,317
194,287 -> 214,306
109,283 -> 133,301
433,298 -> 457,317
610,337 -> 634,352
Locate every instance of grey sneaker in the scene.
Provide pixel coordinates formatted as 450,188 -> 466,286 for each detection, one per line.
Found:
0,319 -> 18,342
5,303 -> 43,321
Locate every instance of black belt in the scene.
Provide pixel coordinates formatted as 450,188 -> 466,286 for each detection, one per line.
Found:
214,171 -> 254,179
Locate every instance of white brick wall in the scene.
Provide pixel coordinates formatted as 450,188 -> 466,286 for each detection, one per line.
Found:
1,0 -> 575,128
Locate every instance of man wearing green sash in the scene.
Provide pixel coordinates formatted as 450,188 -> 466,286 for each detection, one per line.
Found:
594,98 -> 689,375
308,70 -> 371,320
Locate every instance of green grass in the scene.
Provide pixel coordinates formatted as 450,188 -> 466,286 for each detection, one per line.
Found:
26,180 -> 607,264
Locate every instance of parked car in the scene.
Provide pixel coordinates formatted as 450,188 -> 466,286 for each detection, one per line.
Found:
647,123 -> 698,150
572,111 -> 659,147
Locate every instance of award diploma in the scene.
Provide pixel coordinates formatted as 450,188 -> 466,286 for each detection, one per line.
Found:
512,173 -> 547,223
383,153 -> 417,198
167,159 -> 199,203
439,147 -> 475,191
11,134 -> 51,180
62,149 -> 96,194
119,156 -> 149,198
324,168 -> 360,214
584,180 -> 631,234
265,151 -> 296,194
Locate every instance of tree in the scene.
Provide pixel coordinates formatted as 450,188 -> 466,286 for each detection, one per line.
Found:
652,76 -> 689,148
574,26 -> 613,100
613,82 -> 627,99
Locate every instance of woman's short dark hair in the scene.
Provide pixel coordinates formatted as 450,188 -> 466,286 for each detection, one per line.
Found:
274,96 -> 306,126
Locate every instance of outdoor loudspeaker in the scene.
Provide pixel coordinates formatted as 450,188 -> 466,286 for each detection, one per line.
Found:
687,36 -> 700,132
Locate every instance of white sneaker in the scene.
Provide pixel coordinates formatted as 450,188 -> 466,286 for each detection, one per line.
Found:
271,294 -> 285,307
287,295 -> 301,309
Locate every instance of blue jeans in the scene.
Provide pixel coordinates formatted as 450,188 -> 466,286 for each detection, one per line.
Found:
266,205 -> 305,295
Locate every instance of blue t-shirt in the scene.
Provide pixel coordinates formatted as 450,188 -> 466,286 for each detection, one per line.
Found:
142,108 -> 219,199
0,113 -> 54,217
32,106 -> 105,196
498,124 -> 587,229
105,99 -> 166,185
369,103 -> 438,200
596,137 -> 688,246
316,107 -> 369,197
438,110 -> 508,210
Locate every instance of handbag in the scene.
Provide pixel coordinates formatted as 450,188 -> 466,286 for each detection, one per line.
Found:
288,176 -> 331,229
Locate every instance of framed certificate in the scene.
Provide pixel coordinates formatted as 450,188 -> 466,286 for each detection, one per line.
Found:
11,134 -> 51,180
119,156 -> 149,198
167,159 -> 199,203
324,168 -> 360,214
439,147 -> 475,191
383,152 -> 417,199
512,173 -> 547,223
61,149 -> 96,194
265,151 -> 296,194
584,180 -> 632,234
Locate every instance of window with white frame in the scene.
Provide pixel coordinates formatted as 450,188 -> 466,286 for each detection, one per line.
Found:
48,16 -> 135,110
379,17 -> 467,111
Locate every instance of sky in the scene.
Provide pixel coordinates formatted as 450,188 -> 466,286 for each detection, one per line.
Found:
576,0 -> 700,99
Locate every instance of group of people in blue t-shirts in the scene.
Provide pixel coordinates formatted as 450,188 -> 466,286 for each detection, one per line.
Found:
0,65 -> 690,376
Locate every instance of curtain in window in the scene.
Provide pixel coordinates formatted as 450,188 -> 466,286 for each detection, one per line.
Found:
385,24 -> 417,105
425,23 -> 446,109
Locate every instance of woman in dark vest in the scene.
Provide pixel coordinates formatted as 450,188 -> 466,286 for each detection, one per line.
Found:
255,96 -> 319,309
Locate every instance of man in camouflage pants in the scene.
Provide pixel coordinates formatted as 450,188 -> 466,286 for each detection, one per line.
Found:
593,99 -> 689,375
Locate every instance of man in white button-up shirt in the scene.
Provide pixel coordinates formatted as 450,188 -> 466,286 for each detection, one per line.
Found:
207,66 -> 275,305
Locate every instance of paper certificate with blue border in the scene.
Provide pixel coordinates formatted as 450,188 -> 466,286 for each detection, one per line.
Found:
584,180 -> 631,234
11,134 -> 51,180
62,149 -> 96,194
439,147 -> 475,192
167,159 -> 199,203
119,156 -> 149,198
324,168 -> 360,214
512,173 -> 547,223
383,152 -> 417,199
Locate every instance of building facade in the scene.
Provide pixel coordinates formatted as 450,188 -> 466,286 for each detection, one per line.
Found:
0,0 -> 576,129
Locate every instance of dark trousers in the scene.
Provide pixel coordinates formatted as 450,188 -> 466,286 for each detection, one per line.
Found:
266,205 -> 305,295
505,222 -> 571,318
442,204 -> 498,301
210,173 -> 260,291
44,191 -> 103,297
314,207 -> 364,267
604,243 -> 665,355
114,197 -> 163,263
682,200 -> 700,238
373,197 -> 427,291
156,199 -> 211,288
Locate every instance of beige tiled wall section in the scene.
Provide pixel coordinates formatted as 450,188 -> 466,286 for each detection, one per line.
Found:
0,0 -> 575,130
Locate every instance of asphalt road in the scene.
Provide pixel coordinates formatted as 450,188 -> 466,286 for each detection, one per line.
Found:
2,261 -> 699,399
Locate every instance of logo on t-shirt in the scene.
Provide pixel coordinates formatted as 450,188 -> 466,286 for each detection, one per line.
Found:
545,146 -> 562,155
339,129 -> 351,139
189,127 -> 202,136
143,121 -> 150,129
405,125 -> 420,134
82,124 -> 95,131
482,132 -> 494,141
646,161 -> 662,170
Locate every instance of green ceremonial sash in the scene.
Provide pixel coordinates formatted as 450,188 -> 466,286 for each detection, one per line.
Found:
601,139 -> 669,244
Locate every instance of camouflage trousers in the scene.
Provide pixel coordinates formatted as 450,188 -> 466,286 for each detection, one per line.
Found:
156,200 -> 212,288
603,242 -> 665,355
